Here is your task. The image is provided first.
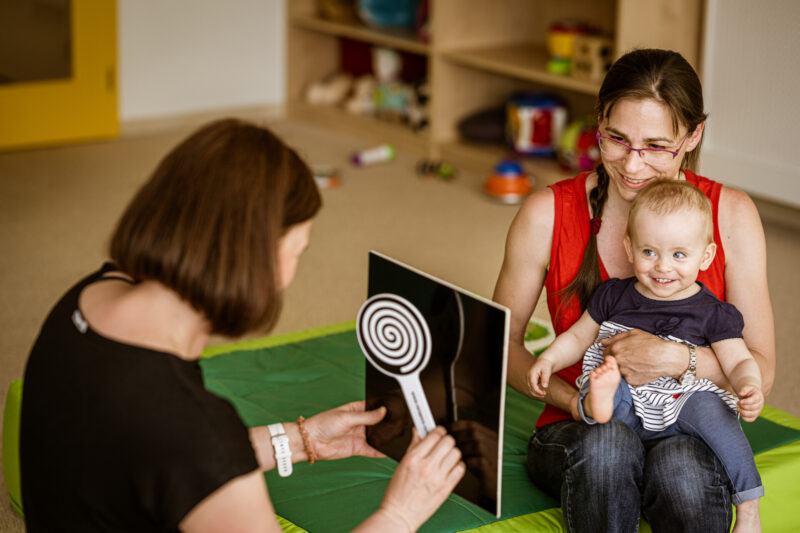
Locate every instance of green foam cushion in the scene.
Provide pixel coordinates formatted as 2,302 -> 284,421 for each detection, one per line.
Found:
199,327 -> 800,532
3,379 -> 23,517
5,324 -> 799,532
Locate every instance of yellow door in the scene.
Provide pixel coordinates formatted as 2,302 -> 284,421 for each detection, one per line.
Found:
0,0 -> 117,150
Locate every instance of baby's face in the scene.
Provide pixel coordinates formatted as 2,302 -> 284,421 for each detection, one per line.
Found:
624,207 -> 715,301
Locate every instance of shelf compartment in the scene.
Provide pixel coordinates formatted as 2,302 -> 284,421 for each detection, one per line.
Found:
290,15 -> 430,56
441,43 -> 600,96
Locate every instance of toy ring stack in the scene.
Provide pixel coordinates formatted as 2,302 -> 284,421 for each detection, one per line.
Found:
484,160 -> 533,205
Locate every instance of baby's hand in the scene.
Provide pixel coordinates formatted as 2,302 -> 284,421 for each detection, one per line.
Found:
527,357 -> 555,399
737,384 -> 764,422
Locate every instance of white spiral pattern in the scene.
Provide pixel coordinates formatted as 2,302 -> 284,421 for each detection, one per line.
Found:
357,293 -> 431,375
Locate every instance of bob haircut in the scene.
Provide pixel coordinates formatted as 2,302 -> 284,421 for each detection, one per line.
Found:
109,119 -> 321,337
627,179 -> 714,244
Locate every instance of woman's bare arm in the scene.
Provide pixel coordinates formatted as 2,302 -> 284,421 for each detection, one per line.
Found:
180,471 -> 280,533
249,401 -> 387,472
493,189 -> 580,415
181,428 -> 464,533
718,187 -> 775,395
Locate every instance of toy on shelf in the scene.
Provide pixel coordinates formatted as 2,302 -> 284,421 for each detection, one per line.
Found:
406,80 -> 429,132
416,159 -> 456,180
351,144 -> 396,166
506,93 -> 567,156
345,75 -> 377,115
368,47 -> 428,130
358,0 -> 419,30
372,47 -> 414,122
306,73 -> 354,106
484,160 -> 533,204
557,118 -> 600,172
546,20 -> 589,76
572,34 -> 614,82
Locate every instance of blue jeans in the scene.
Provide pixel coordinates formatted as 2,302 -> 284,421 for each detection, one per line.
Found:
580,382 -> 763,505
628,386 -> 760,504
527,419 -> 733,532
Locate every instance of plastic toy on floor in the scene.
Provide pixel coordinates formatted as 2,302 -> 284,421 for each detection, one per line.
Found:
484,160 -> 533,204
415,159 -> 456,180
312,165 -> 342,189
351,144 -> 396,166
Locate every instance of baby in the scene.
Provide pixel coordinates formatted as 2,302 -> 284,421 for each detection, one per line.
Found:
528,179 -> 764,532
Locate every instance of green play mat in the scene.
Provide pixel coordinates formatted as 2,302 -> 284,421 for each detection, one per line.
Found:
199,323 -> 800,532
4,321 -> 800,531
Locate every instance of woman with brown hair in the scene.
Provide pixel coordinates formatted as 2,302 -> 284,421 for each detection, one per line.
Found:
494,49 -> 775,531
20,119 -> 464,532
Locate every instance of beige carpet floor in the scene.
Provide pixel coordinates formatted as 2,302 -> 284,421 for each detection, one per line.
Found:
1,113 -> 798,530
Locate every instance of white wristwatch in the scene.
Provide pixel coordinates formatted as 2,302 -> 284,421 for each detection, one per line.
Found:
268,423 -> 293,477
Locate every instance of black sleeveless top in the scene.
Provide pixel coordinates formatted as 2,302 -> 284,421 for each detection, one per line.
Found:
20,264 -> 258,532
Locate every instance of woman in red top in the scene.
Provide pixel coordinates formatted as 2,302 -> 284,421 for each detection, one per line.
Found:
494,49 -> 775,532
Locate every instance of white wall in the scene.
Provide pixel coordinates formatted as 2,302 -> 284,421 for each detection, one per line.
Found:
118,0 -> 285,122
700,0 -> 800,207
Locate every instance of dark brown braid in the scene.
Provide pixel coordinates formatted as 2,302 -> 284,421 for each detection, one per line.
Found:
559,165 -> 610,314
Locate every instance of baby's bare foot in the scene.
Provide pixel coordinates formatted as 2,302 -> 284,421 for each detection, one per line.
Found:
732,500 -> 760,533
586,356 -> 621,423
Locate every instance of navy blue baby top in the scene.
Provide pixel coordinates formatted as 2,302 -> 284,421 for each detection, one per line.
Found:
587,277 -> 744,346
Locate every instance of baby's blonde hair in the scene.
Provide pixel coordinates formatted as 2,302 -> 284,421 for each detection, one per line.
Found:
627,180 -> 713,243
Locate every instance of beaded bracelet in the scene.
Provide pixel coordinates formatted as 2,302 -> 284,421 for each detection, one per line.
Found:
296,416 -> 318,464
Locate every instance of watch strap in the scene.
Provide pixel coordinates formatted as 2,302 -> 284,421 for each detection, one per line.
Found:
268,423 -> 293,477
680,342 -> 698,386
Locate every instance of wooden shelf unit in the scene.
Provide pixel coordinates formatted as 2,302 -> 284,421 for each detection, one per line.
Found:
286,0 -> 702,183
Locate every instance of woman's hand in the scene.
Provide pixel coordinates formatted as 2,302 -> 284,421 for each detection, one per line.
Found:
601,329 -> 686,386
377,427 -> 466,531
304,401 -> 387,461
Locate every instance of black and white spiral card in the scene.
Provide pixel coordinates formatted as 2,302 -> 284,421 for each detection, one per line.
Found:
359,251 -> 510,517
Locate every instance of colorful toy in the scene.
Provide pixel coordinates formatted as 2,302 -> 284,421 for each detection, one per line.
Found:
572,34 -> 614,82
371,47 -> 415,122
312,165 -> 342,189
358,0 -> 420,30
546,20 -> 588,75
351,144 -> 396,166
506,93 -> 567,156
484,160 -> 533,204
415,159 -> 456,180
557,118 -> 600,172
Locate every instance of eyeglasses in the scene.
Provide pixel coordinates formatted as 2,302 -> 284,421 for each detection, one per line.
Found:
596,131 -> 688,165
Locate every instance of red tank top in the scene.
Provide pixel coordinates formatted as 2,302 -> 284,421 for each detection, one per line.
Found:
535,170 -> 727,428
